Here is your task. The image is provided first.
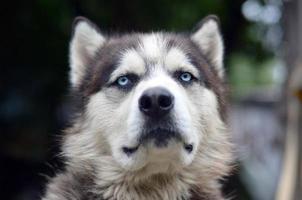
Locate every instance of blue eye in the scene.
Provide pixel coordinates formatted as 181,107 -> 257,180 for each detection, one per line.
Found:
114,74 -> 139,90
117,76 -> 130,86
179,72 -> 193,82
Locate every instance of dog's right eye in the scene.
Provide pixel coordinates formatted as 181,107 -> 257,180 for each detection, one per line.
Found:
117,76 -> 129,86
113,74 -> 139,90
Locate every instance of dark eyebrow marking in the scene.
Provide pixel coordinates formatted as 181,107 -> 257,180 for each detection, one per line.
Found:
79,35 -> 141,96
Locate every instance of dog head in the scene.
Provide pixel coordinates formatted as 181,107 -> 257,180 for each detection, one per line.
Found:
65,16 -> 227,176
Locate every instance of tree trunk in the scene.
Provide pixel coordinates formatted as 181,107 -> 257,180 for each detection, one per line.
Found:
276,0 -> 302,199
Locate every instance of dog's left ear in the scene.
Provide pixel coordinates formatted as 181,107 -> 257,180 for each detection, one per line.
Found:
191,15 -> 224,78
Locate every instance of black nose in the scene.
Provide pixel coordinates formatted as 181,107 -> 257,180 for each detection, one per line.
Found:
139,87 -> 174,118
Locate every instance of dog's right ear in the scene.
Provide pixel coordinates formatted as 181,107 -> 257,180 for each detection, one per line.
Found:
69,17 -> 106,87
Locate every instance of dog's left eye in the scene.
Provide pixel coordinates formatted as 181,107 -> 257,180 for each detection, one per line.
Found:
179,72 -> 192,82
178,72 -> 194,84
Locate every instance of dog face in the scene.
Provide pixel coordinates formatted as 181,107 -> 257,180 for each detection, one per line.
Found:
66,16 -> 226,175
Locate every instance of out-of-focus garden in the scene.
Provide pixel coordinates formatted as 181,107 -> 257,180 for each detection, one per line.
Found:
1,0 -> 301,199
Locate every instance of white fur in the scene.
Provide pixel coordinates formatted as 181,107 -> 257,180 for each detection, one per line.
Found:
164,47 -> 199,78
69,20 -> 106,87
139,34 -> 165,61
191,19 -> 224,78
109,49 -> 146,83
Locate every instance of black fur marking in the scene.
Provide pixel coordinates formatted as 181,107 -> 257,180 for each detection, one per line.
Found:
184,144 -> 193,153
140,128 -> 182,148
83,35 -> 140,95
122,146 -> 139,156
69,34 -> 141,116
139,118 -> 182,147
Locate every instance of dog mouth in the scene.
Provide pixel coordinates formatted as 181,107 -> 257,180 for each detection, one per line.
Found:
122,128 -> 194,156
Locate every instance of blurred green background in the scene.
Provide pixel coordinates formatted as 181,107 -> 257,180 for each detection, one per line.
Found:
0,0 -> 286,199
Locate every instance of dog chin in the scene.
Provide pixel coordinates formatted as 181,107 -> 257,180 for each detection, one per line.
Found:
112,131 -> 197,172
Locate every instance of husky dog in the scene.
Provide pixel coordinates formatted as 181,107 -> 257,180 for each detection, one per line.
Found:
42,15 -> 233,200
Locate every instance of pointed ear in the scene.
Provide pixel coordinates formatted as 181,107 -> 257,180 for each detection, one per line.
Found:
191,15 -> 224,78
69,17 -> 106,87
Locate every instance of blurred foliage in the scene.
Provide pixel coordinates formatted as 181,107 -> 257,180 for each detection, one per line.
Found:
0,0 -> 276,199
229,54 -> 280,98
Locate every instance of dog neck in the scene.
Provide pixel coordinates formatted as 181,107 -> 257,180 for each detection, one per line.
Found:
64,155 -> 223,200
98,159 -> 191,200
